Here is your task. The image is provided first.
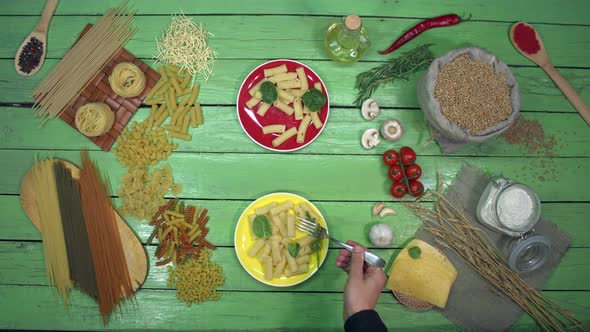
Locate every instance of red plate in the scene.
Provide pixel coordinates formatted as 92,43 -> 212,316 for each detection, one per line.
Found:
237,60 -> 330,152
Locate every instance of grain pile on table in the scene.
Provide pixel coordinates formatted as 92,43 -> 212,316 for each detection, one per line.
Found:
167,249 -> 224,304
434,55 -> 512,134
113,121 -> 177,168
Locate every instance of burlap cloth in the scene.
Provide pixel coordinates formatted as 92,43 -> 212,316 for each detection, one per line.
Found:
416,164 -> 571,331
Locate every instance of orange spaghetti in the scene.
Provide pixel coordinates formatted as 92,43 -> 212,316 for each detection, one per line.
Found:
79,152 -> 133,323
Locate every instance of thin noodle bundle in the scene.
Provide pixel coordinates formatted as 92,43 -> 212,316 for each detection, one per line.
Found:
33,2 -> 136,124
53,162 -> 98,299
75,102 -> 115,137
79,152 -> 133,323
31,159 -> 73,304
108,62 -> 146,98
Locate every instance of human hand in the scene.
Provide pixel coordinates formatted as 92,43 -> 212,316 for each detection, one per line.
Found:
336,240 -> 387,321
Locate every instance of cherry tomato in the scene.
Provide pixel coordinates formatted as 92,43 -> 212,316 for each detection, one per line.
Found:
382,149 -> 400,166
400,146 -> 417,165
390,181 -> 408,198
408,180 -> 425,197
404,164 -> 422,180
388,165 -> 404,182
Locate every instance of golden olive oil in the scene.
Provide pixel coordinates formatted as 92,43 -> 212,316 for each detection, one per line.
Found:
324,15 -> 370,64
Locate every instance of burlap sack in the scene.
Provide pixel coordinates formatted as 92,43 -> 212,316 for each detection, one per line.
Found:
417,47 -> 520,153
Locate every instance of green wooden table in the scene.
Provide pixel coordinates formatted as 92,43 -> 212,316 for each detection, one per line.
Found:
1,1 -> 589,330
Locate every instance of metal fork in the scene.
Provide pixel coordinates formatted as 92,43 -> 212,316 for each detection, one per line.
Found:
296,217 -> 386,268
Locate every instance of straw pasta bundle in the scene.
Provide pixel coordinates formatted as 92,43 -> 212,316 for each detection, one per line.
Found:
30,159 -> 73,305
405,182 -> 582,331
79,152 -> 134,323
53,162 -> 98,299
32,2 -> 136,124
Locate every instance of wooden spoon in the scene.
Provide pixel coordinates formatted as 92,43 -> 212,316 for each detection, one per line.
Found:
20,159 -> 148,292
14,0 -> 59,76
510,22 -> 590,126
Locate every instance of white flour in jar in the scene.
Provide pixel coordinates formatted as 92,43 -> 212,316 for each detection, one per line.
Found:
496,186 -> 534,229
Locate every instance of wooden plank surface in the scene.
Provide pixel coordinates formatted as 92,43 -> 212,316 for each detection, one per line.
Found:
1,0 -> 589,330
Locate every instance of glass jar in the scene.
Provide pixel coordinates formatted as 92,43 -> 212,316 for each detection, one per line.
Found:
476,174 -> 541,237
497,234 -> 551,273
324,15 -> 370,63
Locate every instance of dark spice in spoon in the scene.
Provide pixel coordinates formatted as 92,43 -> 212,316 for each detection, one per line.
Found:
18,37 -> 44,74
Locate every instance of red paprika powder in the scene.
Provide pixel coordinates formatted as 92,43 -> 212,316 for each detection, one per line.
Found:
513,23 -> 540,55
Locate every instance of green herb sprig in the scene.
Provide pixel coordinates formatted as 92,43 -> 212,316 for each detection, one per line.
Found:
354,44 -> 434,107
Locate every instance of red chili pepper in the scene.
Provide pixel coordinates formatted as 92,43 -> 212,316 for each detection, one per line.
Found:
379,14 -> 462,55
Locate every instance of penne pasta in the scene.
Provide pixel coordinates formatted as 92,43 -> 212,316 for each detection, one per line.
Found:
297,115 -> 312,143
299,236 -> 316,248
285,264 -> 308,277
310,111 -> 323,129
298,246 -> 312,257
263,257 -> 273,280
277,79 -> 301,90
271,201 -> 294,215
285,249 -> 298,273
257,102 -> 272,117
246,97 -> 261,109
293,97 -> 303,120
269,72 -> 298,83
296,67 -> 309,92
264,64 -> 288,77
248,239 -> 266,257
262,124 -> 286,134
256,202 -> 277,215
271,240 -> 281,265
303,105 -> 311,115
278,89 -> 295,104
273,100 -> 294,116
288,89 -> 306,98
254,90 -> 262,100
314,82 -> 322,91
272,127 -> 297,147
273,258 -> 287,278
296,255 -> 310,265
287,213 -> 296,238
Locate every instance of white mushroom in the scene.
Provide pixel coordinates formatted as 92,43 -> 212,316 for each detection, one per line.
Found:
361,129 -> 381,149
361,99 -> 380,120
381,119 -> 404,141
372,202 -> 385,216
379,207 -> 397,218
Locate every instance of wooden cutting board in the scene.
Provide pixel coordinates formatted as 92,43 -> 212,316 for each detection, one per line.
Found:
20,159 -> 148,292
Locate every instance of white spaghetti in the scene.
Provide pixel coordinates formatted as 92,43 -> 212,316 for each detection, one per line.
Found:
109,62 -> 146,98
75,102 -> 115,137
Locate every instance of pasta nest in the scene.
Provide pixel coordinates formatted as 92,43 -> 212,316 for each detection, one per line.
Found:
109,62 -> 146,98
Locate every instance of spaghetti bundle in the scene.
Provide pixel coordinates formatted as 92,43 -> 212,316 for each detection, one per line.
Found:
79,152 -> 133,322
31,159 -> 73,304
53,162 -> 98,299
108,62 -> 146,98
32,3 -> 136,124
75,102 -> 115,137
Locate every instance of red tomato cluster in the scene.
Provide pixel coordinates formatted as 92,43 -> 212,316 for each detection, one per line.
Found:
382,147 -> 424,198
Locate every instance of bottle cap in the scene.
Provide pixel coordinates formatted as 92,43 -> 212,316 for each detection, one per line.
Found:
345,15 -> 361,31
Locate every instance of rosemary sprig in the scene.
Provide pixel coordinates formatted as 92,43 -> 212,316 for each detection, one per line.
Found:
354,44 -> 434,107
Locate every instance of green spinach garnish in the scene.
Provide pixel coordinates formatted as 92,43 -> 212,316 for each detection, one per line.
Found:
288,242 -> 301,258
252,215 -> 272,238
260,81 -> 278,104
302,88 -> 326,112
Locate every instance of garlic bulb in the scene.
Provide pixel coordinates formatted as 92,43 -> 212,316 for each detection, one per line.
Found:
369,223 -> 393,248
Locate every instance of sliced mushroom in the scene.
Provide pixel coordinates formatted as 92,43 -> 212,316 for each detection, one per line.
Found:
361,99 -> 380,120
372,202 -> 385,216
381,119 -> 404,141
361,128 -> 381,149
379,207 -> 397,218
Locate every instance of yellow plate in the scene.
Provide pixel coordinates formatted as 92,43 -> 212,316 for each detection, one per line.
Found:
234,192 -> 329,287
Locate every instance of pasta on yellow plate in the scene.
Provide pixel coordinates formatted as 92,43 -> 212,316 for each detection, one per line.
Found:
247,199 -> 323,280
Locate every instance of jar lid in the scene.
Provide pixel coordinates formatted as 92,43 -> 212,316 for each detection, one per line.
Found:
507,235 -> 551,273
345,15 -> 361,30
